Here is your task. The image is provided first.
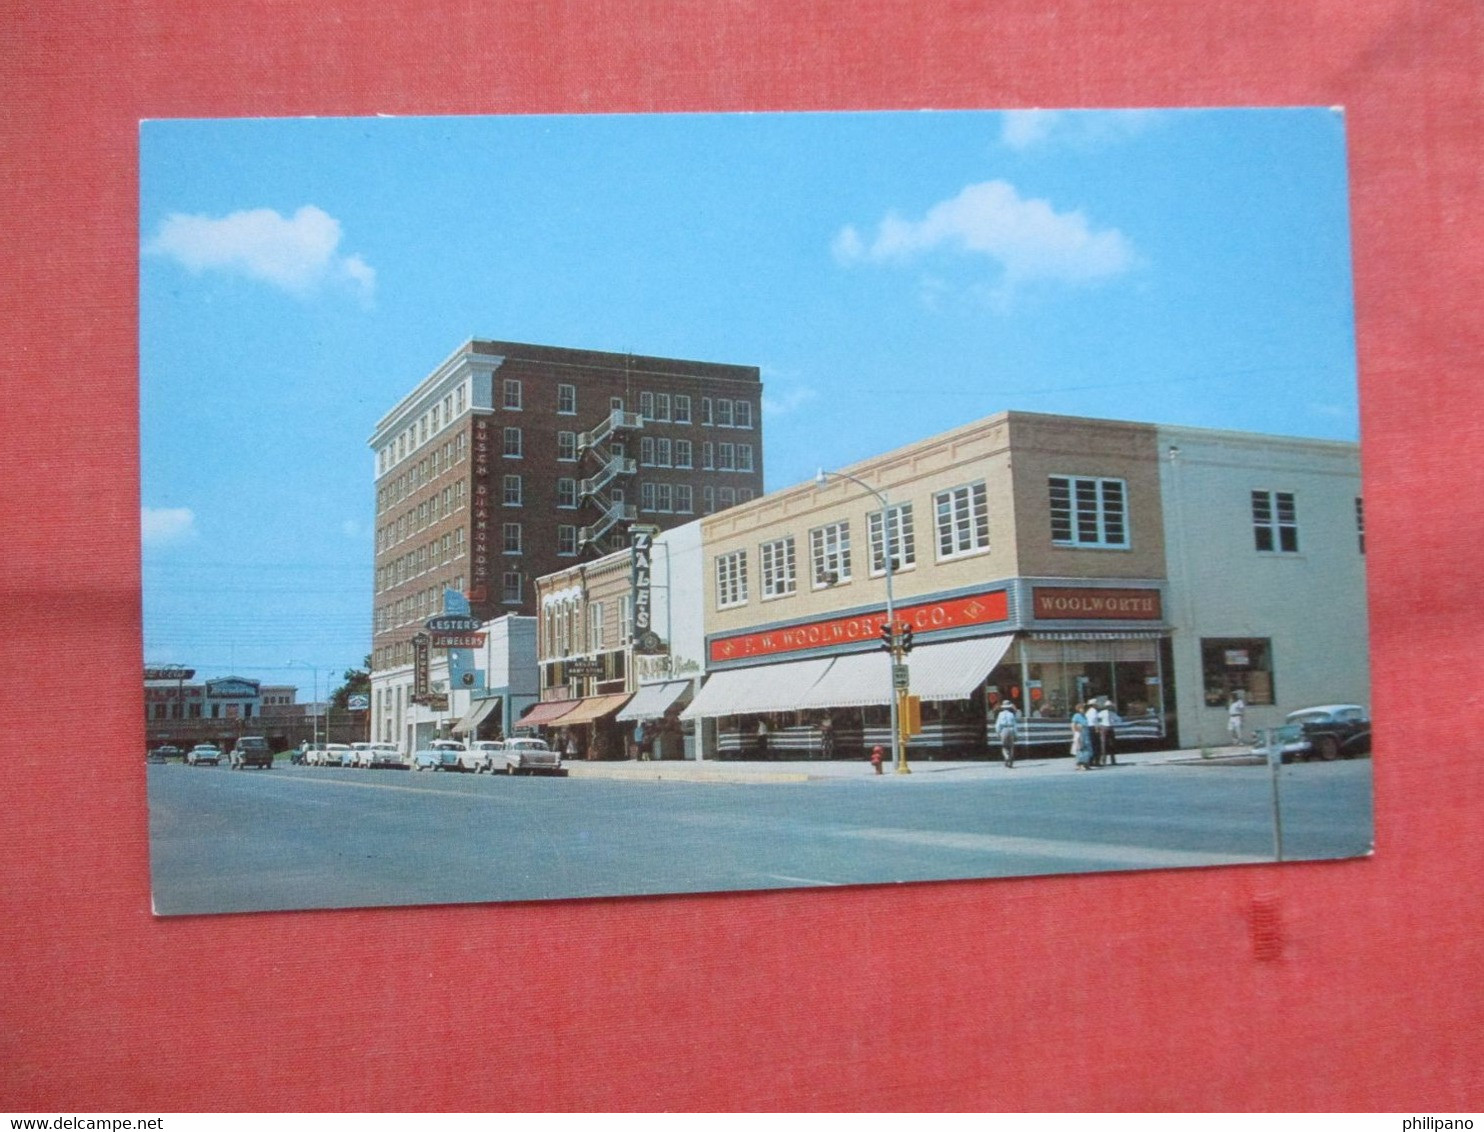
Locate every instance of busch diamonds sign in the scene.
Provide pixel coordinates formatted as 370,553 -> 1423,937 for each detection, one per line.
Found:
469,416 -> 493,603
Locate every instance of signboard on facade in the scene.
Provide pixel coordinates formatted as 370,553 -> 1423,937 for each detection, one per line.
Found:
427,615 -> 483,633
563,658 -> 604,677
1031,587 -> 1163,621
412,633 -> 430,700
429,632 -> 487,649
206,678 -> 260,698
347,695 -> 369,711
708,587 -> 1010,664
631,528 -> 654,641
469,416 -> 492,604
144,666 -> 194,681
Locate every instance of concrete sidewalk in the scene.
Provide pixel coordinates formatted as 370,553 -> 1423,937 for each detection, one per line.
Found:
562,744 -> 1261,783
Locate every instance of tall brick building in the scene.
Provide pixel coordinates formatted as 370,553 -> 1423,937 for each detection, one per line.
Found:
368,339 -> 763,744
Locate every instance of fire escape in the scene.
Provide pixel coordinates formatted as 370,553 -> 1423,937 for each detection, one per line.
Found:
577,407 -> 642,554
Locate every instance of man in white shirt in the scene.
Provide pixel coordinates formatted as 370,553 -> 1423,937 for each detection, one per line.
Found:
994,701 -> 1019,768
1228,691 -> 1247,745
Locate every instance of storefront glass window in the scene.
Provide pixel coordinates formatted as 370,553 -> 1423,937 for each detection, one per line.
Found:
1201,637 -> 1275,705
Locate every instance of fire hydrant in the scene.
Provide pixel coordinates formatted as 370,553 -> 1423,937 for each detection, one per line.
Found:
870,745 -> 884,775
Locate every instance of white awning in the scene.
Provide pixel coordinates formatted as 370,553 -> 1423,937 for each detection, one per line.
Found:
615,679 -> 692,722
451,697 -> 500,734
906,634 -> 1015,701
797,651 -> 891,709
680,658 -> 834,719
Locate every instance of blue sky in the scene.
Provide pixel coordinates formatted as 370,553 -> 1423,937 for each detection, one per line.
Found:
139,108 -> 1359,697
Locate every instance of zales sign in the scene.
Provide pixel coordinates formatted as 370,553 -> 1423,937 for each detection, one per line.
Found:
1032,587 -> 1162,620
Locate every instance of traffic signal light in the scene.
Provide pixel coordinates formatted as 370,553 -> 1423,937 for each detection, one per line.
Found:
879,621 -> 895,651
899,625 -> 914,653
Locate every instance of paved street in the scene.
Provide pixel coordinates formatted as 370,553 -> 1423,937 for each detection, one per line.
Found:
147,754 -> 1374,915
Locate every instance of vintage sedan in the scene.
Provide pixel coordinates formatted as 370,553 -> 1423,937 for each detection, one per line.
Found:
147,744 -> 182,764
458,740 -> 506,773
500,737 -> 566,776
1253,704 -> 1371,762
412,739 -> 467,772
185,743 -> 222,766
355,742 -> 407,769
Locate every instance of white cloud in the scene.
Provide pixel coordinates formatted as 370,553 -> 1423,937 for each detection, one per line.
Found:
1000,109 -> 1162,152
835,180 -> 1136,289
142,506 -> 195,545
145,205 -> 375,303
762,387 -> 818,417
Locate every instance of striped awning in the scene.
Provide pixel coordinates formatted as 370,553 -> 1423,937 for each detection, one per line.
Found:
516,699 -> 579,727
451,697 -> 500,734
679,657 -> 833,720
795,635 -> 1015,707
551,693 -> 633,727
615,680 -> 692,722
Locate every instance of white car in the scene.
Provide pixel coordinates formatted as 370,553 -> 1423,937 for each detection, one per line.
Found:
356,742 -> 406,769
307,742 -> 353,766
499,737 -> 565,776
412,739 -> 467,771
459,740 -> 506,773
186,743 -> 222,766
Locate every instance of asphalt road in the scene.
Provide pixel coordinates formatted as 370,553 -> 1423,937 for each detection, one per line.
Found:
146,758 -> 1374,915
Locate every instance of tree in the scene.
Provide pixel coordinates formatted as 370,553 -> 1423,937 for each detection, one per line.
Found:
329,655 -> 371,712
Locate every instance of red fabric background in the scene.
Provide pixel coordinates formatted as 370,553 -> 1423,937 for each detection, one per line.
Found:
3,1 -> 1481,1112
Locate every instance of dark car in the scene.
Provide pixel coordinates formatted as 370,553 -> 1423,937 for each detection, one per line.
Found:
229,736 -> 274,769
147,744 -> 182,764
1253,704 -> 1371,762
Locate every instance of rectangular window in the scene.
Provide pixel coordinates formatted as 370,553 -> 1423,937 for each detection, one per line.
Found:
716,399 -> 734,428
639,391 -> 655,421
503,378 -> 522,410
760,537 -> 797,599
503,474 -> 522,507
502,523 -> 522,554
702,441 -> 715,470
503,427 -> 523,459
557,383 -> 576,415
675,483 -> 693,513
737,443 -> 754,473
655,392 -> 671,422
503,572 -> 522,604
588,603 -> 604,650
701,397 -> 713,427
641,482 -> 656,512
703,485 -> 715,514
738,488 -> 754,502
610,396 -> 625,413
640,436 -> 656,466
935,481 -> 990,559
734,400 -> 753,429
656,437 -> 672,467
557,478 -> 578,509
675,394 -> 692,424
558,525 -> 578,556
810,522 -> 852,587
1252,490 -> 1299,553
718,442 -> 735,471
1201,637 -> 1276,705
718,486 -> 735,508
655,482 -> 674,513
1049,476 -> 1128,548
1356,497 -> 1365,554
675,439 -> 693,469
716,550 -> 748,608
868,504 -> 916,574
557,431 -> 577,462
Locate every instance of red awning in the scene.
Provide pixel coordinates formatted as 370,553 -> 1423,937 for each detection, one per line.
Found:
517,699 -> 579,727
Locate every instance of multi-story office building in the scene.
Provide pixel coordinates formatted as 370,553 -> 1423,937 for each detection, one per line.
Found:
367,339 -> 762,750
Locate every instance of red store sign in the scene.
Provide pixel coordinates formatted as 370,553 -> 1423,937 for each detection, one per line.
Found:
1032,586 -> 1162,620
710,588 -> 1009,664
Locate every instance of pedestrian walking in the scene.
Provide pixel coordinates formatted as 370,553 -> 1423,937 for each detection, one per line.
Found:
994,701 -> 1019,768
755,717 -> 770,759
1092,699 -> 1117,766
819,714 -> 835,760
1228,691 -> 1247,745
632,720 -> 646,761
1071,702 -> 1095,769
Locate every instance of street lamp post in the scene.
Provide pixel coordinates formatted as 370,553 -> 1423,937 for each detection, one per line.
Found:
286,661 -> 320,748
814,467 -> 909,774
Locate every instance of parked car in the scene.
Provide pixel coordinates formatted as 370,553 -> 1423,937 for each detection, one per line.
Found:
412,739 -> 467,772
329,743 -> 356,767
459,740 -> 505,773
185,743 -> 222,766
147,744 -> 182,764
229,736 -> 274,769
355,742 -> 407,769
499,737 -> 566,776
1251,704 -> 1371,762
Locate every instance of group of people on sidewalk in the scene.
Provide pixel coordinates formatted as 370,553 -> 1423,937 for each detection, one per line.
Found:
992,698 -> 1119,770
